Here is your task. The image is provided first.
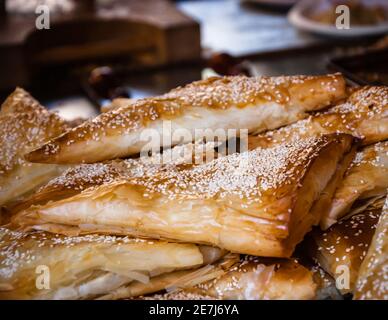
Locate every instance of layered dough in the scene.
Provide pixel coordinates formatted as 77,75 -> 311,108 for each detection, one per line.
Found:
321,141 -> 388,229
354,195 -> 388,300
307,198 -> 384,294
98,253 -> 241,300
25,74 -> 346,164
0,88 -> 69,207
0,227 -> 224,299
12,134 -> 355,257
248,86 -> 388,150
102,255 -> 321,300
180,257 -> 317,300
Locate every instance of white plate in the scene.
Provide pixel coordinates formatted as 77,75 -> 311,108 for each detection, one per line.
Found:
288,0 -> 388,38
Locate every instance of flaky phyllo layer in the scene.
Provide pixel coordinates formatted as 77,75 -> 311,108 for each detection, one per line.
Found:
12,134 -> 354,257
103,255 -> 318,300
0,227 -> 224,299
322,141 -> 388,229
354,194 -> 388,300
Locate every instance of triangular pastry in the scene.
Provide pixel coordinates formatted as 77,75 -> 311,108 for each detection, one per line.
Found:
12,134 -> 355,258
0,88 -> 69,207
354,194 -> 388,300
25,74 -> 346,164
307,198 -> 384,294
321,141 -> 388,229
248,86 -> 388,150
0,227 -> 224,299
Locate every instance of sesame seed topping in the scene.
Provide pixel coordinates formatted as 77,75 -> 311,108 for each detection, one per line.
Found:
122,135 -> 333,203
0,88 -> 68,176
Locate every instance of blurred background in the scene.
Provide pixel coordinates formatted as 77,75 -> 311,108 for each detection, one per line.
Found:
0,0 -> 387,119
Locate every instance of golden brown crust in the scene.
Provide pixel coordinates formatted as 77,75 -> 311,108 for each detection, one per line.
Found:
248,86 -> 388,150
15,161 -> 134,210
0,89 -> 68,175
308,200 -> 383,294
25,74 -> 346,164
0,88 -> 69,206
354,195 -> 388,300
12,134 -> 354,257
0,87 -> 41,115
101,98 -> 137,113
322,141 -> 388,229
309,143 -> 358,230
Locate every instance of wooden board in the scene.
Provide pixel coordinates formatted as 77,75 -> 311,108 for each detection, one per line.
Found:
0,0 -> 201,91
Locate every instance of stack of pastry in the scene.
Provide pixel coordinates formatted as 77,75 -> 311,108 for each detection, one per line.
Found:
0,73 -> 386,300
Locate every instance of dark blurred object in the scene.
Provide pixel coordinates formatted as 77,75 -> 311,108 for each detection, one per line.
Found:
108,87 -> 131,101
0,0 -> 5,16
0,0 -> 201,91
82,63 -> 203,109
329,38 -> 388,86
240,0 -> 299,10
82,52 -> 254,110
206,53 -> 252,76
372,35 -> 388,49
85,66 -> 130,105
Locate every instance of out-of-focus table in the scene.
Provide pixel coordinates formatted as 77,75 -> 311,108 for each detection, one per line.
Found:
31,0 -> 376,119
178,0 -> 371,76
178,0 -> 329,57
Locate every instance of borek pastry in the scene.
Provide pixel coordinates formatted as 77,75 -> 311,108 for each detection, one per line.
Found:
13,134 -> 355,257
0,88 -> 69,207
308,198 -> 383,294
25,74 -> 346,164
0,227 -> 223,299
354,194 -> 388,300
322,141 -> 388,229
248,86 -> 388,150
